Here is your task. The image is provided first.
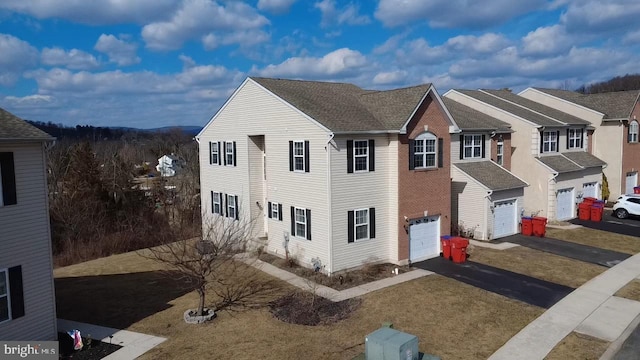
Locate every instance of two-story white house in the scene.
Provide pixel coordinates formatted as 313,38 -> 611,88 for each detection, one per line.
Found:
443,98 -> 528,240
197,77 -> 461,273
519,88 -> 640,199
0,109 -> 57,340
444,89 -> 606,221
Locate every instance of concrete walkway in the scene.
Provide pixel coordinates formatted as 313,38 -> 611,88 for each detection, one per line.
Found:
57,319 -> 166,360
489,252 -> 640,360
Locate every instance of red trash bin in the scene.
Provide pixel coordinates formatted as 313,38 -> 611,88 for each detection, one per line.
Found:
532,217 -> 547,237
451,237 -> 469,263
440,235 -> 452,260
583,197 -> 597,206
634,186 -> 640,194
590,204 -> 604,222
578,203 -> 591,220
521,217 -> 533,236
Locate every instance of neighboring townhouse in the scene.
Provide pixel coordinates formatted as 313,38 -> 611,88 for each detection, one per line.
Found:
519,88 -> 640,199
0,109 -> 57,340
443,98 -> 528,240
197,77 -> 461,273
444,89 -> 606,221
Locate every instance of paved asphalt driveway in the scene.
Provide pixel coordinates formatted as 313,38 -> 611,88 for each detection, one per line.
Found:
570,209 -> 640,238
414,257 -> 573,308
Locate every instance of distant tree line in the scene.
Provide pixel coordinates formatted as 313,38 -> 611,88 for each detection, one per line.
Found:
576,74 -> 640,94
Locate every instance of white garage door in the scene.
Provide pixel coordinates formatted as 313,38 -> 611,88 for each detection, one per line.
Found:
409,216 -> 440,262
582,182 -> 598,199
626,172 -> 638,195
556,188 -> 575,221
493,199 -> 517,239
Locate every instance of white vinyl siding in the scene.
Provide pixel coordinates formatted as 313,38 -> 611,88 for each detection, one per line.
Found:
199,79 -> 329,269
451,166 -> 489,239
0,143 -> 57,341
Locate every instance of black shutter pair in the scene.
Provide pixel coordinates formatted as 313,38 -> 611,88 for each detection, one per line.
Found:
267,202 -> 283,221
209,142 -> 222,165
288,141 -> 310,172
290,206 -> 311,240
7,266 -> 25,319
221,142 -> 237,166
347,208 -> 376,243
0,152 -> 17,206
346,139 -> 376,173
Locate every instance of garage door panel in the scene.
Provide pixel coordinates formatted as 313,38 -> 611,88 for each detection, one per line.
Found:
556,188 -> 574,221
409,216 -> 440,262
493,200 -> 516,239
582,182 -> 597,199
626,172 -> 638,195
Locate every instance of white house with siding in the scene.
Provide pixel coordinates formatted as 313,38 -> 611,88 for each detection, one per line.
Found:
197,77 -> 460,274
444,89 -> 606,222
0,109 -> 57,340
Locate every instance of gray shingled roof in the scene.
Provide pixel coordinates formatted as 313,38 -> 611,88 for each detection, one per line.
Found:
537,155 -> 583,173
563,151 -> 607,168
0,108 -> 53,140
443,98 -> 511,132
456,89 -> 564,127
251,77 -> 432,132
535,88 -> 640,120
454,161 -> 527,191
482,89 -> 590,126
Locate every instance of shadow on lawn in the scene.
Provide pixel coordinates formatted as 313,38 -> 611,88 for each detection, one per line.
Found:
55,270 -> 192,329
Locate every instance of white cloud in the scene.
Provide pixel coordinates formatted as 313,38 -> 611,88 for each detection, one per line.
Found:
560,0 -> 640,33
375,0 -> 548,28
521,25 -> 577,56
373,70 -> 407,85
373,33 -> 408,55
257,0 -> 296,14
623,30 -> 640,44
0,0 -> 180,25
0,33 -> 39,86
314,0 -> 370,27
94,34 -> 141,66
256,48 -> 367,78
141,0 -> 269,51
201,29 -> 270,51
446,33 -> 511,54
41,47 -> 99,70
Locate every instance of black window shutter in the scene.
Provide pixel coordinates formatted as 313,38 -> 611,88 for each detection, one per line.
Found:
438,138 -> 444,168
234,195 -> 239,220
290,206 -> 295,236
304,140 -> 310,172
409,139 -> 415,170
268,201 -> 272,218
233,141 -> 237,166
211,191 -> 215,213
459,134 -> 464,160
580,129 -> 584,148
224,193 -> 228,217
278,203 -> 282,221
369,207 -> 376,239
8,266 -> 24,319
0,153 -> 17,206
566,129 -> 570,149
209,142 -> 213,164
305,209 -> 311,240
540,132 -> 544,153
220,193 -> 224,215
289,141 -> 294,171
481,135 -> 486,158
556,131 -> 560,151
347,140 -> 354,173
222,141 -> 227,165
217,142 -> 222,165
348,211 -> 354,243
369,139 -> 375,172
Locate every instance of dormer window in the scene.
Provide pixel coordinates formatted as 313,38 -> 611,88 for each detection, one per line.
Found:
541,131 -> 559,153
463,134 -> 484,159
567,128 -> 583,149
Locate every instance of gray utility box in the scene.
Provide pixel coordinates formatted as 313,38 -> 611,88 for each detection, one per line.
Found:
365,327 -> 419,360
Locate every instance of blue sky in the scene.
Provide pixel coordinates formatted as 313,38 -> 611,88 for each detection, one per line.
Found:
0,0 -> 639,129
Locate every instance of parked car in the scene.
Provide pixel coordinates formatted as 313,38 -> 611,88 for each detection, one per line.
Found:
613,195 -> 640,219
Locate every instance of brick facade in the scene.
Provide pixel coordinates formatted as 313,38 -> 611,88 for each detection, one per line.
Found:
397,95 -> 452,261
490,133 -> 512,170
587,129 -> 594,155
621,102 -> 640,193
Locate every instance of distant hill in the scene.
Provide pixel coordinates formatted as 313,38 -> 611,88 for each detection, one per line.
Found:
147,126 -> 202,136
28,121 -> 201,139
577,74 -> 640,94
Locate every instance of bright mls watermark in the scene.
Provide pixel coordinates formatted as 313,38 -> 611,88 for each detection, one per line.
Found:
1,342 -> 58,359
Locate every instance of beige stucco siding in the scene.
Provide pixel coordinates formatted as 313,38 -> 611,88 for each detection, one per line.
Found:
199,79 -> 331,269
451,166 -> 489,239
0,142 -> 57,341
595,124 -> 624,198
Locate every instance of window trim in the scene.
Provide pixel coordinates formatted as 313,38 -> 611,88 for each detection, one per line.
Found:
568,128 -> 583,149
463,134 -> 483,159
293,140 -> 305,172
226,194 -> 238,220
413,133 -> 437,169
353,140 -> 369,172
212,191 -> 221,214
354,208 -> 369,241
225,142 -> 234,166
496,140 -> 504,166
630,120 -> 639,143
0,268 -> 10,324
542,131 -> 558,153
271,202 -> 279,220
211,141 -> 219,165
294,207 -> 307,239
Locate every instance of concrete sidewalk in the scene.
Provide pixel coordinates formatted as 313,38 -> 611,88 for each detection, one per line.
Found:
489,252 -> 640,360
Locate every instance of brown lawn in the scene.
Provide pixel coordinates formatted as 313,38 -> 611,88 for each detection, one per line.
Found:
615,279 -> 640,302
546,228 -> 640,255
545,332 -> 610,360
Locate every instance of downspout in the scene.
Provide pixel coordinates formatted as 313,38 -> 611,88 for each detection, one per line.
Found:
485,190 -> 493,239
326,132 -> 335,274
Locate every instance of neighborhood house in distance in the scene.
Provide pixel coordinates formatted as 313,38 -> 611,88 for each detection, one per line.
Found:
0,109 -> 57,341
197,77 -> 640,275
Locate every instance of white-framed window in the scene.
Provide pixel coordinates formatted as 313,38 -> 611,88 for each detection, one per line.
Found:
293,141 -> 305,172
568,128 -> 583,149
496,141 -> 504,166
295,207 -> 307,239
413,133 -> 437,169
464,134 -> 483,159
226,194 -> 237,220
271,202 -> 279,220
211,141 -> 219,165
630,120 -> 639,143
212,191 -> 221,214
0,269 -> 9,323
225,142 -> 234,166
542,131 -> 558,153
355,208 -> 369,241
354,140 -> 369,172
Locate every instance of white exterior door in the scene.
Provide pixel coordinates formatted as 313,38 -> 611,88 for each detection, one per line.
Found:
582,182 -> 598,199
556,188 -> 575,221
409,216 -> 440,262
493,199 -> 517,239
626,172 -> 638,195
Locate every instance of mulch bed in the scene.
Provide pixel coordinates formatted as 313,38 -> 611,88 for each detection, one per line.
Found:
58,332 -> 122,359
269,291 -> 362,326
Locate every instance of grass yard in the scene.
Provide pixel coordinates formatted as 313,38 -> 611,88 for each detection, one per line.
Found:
545,332 -> 610,360
615,279 -> 640,302
546,227 -> 640,254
